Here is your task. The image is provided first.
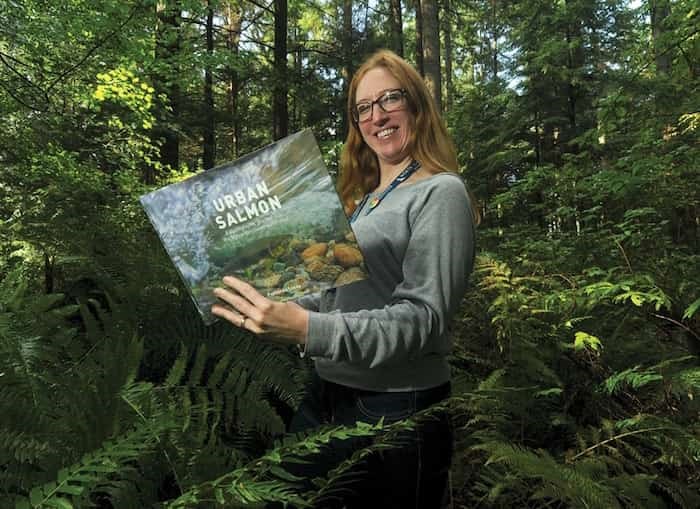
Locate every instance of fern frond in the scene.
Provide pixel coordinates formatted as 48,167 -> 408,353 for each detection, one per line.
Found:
652,477 -> 700,509
168,421 -> 389,508
477,441 -> 624,508
16,415 -> 177,509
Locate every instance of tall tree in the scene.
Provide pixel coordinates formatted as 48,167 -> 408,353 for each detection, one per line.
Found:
291,26 -> 303,132
442,0 -> 453,112
421,0 -> 441,109
489,0 -> 498,80
650,0 -> 673,76
224,0 -> 243,158
414,0 -> 425,75
649,0 -> 675,117
563,0 -> 588,148
153,0 -> 182,176
203,0 -> 216,170
273,0 -> 288,140
340,0 -> 354,138
389,0 -> 404,57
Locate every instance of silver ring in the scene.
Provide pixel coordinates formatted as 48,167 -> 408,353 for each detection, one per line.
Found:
239,316 -> 247,327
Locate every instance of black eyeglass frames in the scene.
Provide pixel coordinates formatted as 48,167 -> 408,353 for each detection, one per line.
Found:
352,89 -> 408,123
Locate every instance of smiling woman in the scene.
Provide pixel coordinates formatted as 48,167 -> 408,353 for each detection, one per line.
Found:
212,49 -> 479,508
354,67 -> 414,172
337,50 -> 481,216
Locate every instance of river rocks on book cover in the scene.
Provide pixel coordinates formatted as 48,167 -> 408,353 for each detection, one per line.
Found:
211,235 -> 367,301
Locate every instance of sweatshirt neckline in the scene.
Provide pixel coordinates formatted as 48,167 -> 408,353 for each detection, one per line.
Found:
370,171 -> 460,196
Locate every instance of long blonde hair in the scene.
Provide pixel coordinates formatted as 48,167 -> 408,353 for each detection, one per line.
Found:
338,49 -> 480,223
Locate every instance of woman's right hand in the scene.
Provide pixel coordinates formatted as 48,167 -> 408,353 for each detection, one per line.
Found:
212,276 -> 309,347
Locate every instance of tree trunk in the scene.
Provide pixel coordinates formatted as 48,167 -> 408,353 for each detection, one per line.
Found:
442,0 -> 452,112
490,0 -> 497,80
273,0 -> 288,141
152,0 -> 182,179
415,0 -> 424,75
564,1 -> 585,142
389,0 -> 403,57
293,32 -> 303,131
225,1 -> 242,158
44,251 -> 54,294
650,0 -> 672,76
340,0 -> 353,138
421,0 -> 441,110
650,0 -> 673,116
203,0 -> 216,170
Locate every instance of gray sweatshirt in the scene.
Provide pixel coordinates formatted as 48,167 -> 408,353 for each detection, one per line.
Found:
297,172 -> 476,392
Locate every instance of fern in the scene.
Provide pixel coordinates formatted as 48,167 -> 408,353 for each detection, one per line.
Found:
153,341 -> 291,490
167,400 -> 453,508
168,420 -> 390,508
451,253 -> 700,508
602,366 -> 664,395
474,441 -> 669,508
14,412 -> 177,509
0,280 -> 155,507
310,403 -> 451,507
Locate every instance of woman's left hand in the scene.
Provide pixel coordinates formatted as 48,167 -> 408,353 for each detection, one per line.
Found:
211,276 -> 309,346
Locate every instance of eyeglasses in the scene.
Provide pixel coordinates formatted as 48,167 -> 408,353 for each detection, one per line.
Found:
352,88 -> 408,123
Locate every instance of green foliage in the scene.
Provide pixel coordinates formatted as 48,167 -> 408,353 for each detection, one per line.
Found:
0,276 -> 151,507
602,365 -> 664,395
683,298 -> 700,320
168,400 -> 454,508
18,412 -> 175,509
0,268 -> 312,507
2,0 -> 699,507
169,421 -> 388,508
451,254 -> 700,508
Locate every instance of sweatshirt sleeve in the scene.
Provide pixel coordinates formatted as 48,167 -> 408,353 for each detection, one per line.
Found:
294,291 -> 321,312
303,176 -> 475,368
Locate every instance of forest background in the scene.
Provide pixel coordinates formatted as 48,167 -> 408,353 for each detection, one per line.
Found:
1,0 -> 698,507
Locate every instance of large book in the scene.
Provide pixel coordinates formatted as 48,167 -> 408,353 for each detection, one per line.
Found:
140,129 -> 368,325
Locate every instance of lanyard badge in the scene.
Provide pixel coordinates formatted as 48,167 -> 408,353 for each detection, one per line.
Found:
350,160 -> 421,223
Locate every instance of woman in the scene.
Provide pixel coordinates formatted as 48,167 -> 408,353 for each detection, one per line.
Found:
212,49 -> 477,508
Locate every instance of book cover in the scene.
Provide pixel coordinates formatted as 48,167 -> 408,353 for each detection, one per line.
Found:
140,129 -> 368,325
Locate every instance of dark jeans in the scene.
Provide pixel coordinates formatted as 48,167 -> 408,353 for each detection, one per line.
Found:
282,370 -> 453,509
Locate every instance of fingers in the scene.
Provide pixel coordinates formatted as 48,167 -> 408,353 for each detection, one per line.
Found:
211,276 -> 308,344
212,302 -> 246,327
222,276 -> 270,310
214,290 -> 265,325
212,276 -> 272,332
